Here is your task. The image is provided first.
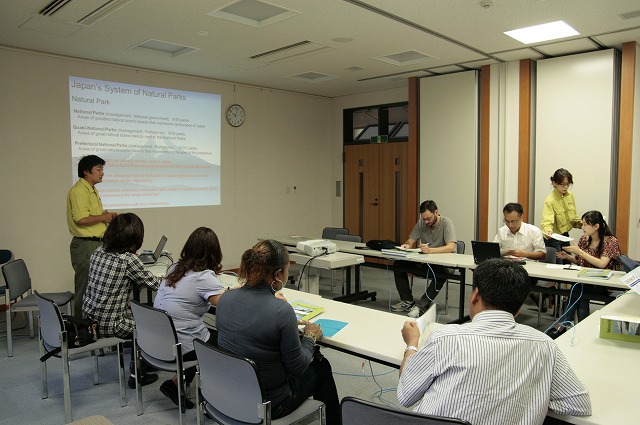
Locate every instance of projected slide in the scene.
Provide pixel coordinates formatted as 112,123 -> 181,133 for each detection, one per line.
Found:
69,76 -> 221,209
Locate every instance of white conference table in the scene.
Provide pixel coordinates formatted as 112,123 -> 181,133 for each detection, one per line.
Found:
264,235 -> 631,322
548,292 -> 640,425
266,235 -> 472,318
217,273 -> 434,368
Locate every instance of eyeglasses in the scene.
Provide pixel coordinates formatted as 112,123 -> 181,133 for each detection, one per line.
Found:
503,218 -> 521,226
421,215 -> 436,223
556,182 -> 572,188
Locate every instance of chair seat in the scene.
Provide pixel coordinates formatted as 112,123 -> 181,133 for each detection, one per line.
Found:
44,336 -> 127,358
204,399 -> 324,425
140,351 -> 198,373
12,291 -> 73,311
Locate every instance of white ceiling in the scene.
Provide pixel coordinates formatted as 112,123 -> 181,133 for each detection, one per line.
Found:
1,0 -> 640,98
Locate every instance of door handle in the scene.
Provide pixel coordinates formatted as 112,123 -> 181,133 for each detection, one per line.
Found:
370,202 -> 378,206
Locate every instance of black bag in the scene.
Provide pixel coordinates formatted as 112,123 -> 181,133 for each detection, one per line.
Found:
366,239 -> 399,251
39,315 -> 98,362
63,314 -> 98,348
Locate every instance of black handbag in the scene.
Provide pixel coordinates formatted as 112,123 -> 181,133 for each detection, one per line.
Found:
365,239 -> 399,251
39,315 -> 98,362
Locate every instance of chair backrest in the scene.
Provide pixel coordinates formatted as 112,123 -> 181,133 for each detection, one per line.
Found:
194,339 -> 265,424
322,227 -> 349,240
130,301 -> 179,362
35,291 -> 65,350
335,234 -> 362,243
0,249 -> 14,293
341,397 -> 472,425
2,259 -> 32,302
544,247 -> 557,264
455,241 -> 465,254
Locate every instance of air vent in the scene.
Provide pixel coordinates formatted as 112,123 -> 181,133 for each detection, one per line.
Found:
208,0 -> 298,28
375,50 -> 436,67
287,72 -> 338,83
133,39 -> 199,57
250,40 -> 333,63
38,0 -> 133,25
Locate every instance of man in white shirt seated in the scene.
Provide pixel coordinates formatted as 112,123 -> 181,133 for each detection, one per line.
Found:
397,258 -> 591,425
494,202 -> 548,310
494,202 -> 546,261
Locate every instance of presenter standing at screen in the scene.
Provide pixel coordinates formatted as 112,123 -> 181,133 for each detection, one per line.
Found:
67,155 -> 117,316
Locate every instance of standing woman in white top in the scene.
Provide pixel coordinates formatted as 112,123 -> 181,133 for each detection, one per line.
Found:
153,227 -> 225,409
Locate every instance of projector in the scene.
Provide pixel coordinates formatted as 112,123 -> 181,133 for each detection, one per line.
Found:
296,239 -> 337,256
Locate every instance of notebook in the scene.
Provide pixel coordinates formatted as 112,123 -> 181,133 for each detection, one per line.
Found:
471,241 -> 502,264
138,235 -> 167,265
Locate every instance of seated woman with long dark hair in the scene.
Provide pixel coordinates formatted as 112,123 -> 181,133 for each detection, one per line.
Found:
547,210 -> 622,338
216,240 -> 340,424
82,213 -> 161,388
153,227 -> 225,409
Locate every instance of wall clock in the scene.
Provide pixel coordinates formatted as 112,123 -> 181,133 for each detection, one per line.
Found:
226,104 -> 245,127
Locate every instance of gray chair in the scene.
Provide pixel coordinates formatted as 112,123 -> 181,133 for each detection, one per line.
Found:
0,249 -> 13,298
334,234 -> 363,293
194,338 -> 325,425
2,259 -> 74,356
130,300 -> 198,425
536,246 -> 558,326
321,227 -> 349,240
35,291 -> 126,424
341,396 -> 471,425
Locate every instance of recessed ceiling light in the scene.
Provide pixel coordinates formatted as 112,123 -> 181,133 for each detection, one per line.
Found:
504,20 -> 579,44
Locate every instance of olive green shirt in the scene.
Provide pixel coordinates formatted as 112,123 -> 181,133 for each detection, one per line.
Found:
67,178 -> 107,238
541,190 -> 581,235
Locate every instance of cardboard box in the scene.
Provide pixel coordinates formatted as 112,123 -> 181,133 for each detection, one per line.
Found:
599,314 -> 640,343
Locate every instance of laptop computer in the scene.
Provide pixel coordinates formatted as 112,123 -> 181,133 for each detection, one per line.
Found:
471,241 -> 502,264
139,235 -> 167,265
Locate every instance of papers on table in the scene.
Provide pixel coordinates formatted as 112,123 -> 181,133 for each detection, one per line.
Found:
314,319 -> 348,338
620,266 -> 640,295
395,246 -> 421,252
550,233 -> 574,242
577,268 -> 613,279
381,248 -> 421,258
290,301 -> 325,321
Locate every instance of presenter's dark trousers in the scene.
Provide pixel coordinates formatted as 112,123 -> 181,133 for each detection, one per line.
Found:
394,261 -> 448,312
70,236 -> 101,317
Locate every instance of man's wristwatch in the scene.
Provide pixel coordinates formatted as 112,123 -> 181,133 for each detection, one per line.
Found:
303,331 -> 317,344
404,345 -> 418,355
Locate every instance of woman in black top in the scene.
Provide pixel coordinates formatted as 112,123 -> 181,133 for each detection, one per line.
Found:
216,240 -> 339,424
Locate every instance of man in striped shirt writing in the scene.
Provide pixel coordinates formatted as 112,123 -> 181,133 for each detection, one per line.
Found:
398,258 -> 591,425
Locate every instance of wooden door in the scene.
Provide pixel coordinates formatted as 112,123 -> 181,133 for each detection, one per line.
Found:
344,143 -> 408,242
344,144 -> 379,241
379,143 -> 408,242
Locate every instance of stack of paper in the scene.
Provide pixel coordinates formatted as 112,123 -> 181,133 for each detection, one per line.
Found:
381,247 -> 421,258
290,301 -> 325,321
577,268 -> 613,279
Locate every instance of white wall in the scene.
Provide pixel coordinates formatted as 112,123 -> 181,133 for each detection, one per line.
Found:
419,72 -> 478,246
0,47 -> 334,292
533,50 -> 619,240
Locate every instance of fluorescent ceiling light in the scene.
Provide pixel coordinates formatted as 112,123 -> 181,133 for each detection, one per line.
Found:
504,20 -> 579,44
